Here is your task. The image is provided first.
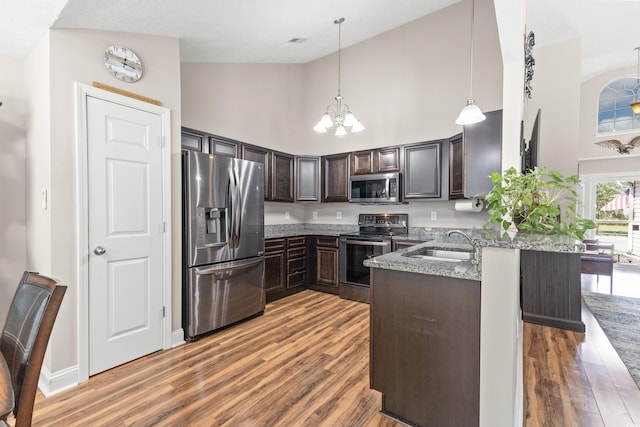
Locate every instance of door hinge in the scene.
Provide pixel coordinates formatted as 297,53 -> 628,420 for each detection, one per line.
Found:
163,306 -> 166,318
161,221 -> 166,233
159,136 -> 166,148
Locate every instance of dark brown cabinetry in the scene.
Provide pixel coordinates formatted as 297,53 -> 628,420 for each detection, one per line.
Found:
449,109 -> 503,199
392,239 -> 423,251
350,147 -> 401,175
208,134 -> 238,157
295,156 -> 320,202
520,250 -> 584,332
308,236 -> 340,294
264,238 -> 286,297
286,236 -> 307,289
403,140 -> 442,199
271,151 -> 295,202
370,268 -> 480,427
181,128 -> 206,152
321,153 -> 350,202
242,144 -> 271,200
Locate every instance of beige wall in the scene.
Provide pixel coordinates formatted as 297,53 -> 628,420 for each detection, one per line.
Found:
181,0 -> 503,157
0,54 -> 27,317
23,29 -> 182,375
522,38 -> 582,177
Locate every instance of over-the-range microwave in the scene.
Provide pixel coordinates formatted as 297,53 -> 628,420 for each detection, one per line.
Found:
349,172 -> 402,204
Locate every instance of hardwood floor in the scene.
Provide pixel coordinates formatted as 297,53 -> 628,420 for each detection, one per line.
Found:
11,268 -> 640,426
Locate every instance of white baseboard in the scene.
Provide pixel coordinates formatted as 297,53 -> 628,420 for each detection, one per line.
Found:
172,328 -> 185,348
38,365 -> 79,397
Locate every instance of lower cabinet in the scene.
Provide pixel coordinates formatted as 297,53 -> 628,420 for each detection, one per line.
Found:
520,250 -> 584,332
264,238 -> 286,296
287,236 -> 306,288
308,236 -> 340,295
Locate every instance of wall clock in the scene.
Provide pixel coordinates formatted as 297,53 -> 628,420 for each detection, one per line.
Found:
104,45 -> 143,83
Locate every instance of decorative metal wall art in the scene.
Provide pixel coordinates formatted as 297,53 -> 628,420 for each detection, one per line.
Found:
524,31 -> 535,99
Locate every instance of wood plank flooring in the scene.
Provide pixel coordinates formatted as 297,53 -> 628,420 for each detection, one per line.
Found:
11,276 -> 640,427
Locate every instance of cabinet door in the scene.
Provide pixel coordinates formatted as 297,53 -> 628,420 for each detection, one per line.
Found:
264,239 -> 286,293
322,153 -> 350,202
350,150 -> 374,175
208,135 -> 238,157
242,144 -> 271,200
295,156 -> 320,202
271,151 -> 294,202
375,146 -> 401,173
404,141 -> 442,199
448,133 -> 464,199
181,128 -> 206,152
463,110 -> 502,197
316,247 -> 339,287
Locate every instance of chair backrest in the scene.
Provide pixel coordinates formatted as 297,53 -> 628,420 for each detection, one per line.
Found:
0,271 -> 66,427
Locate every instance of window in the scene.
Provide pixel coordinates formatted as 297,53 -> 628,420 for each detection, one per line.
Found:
597,77 -> 640,134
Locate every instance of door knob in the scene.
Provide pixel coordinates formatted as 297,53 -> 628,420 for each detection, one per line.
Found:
94,246 -> 106,255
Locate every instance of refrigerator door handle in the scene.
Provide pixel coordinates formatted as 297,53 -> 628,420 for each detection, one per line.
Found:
226,170 -> 236,249
194,257 -> 264,275
234,168 -> 242,245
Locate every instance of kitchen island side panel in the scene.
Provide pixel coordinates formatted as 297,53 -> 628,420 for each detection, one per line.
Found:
370,268 -> 480,427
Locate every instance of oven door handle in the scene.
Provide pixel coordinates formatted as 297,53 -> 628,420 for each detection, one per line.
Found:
342,239 -> 390,247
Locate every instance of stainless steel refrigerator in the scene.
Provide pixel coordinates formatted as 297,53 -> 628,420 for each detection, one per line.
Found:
182,151 -> 265,341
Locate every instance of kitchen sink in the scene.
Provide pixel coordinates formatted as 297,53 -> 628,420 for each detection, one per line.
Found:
403,247 -> 475,263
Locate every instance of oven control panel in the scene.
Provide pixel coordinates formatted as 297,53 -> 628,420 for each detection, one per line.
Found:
357,213 -> 408,234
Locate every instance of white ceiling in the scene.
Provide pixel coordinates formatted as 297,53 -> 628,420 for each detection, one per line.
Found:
1,0 -> 639,80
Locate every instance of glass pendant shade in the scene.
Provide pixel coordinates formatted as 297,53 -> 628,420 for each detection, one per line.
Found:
343,111 -> 357,127
455,100 -> 486,125
351,121 -> 365,133
320,113 -> 333,128
632,101 -> 640,115
335,125 -> 347,136
313,121 -> 328,133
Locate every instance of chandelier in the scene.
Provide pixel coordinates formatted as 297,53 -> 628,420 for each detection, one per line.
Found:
631,47 -> 640,115
313,18 -> 364,136
455,0 -> 486,125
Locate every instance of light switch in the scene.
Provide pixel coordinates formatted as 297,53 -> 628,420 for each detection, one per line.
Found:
285,212 -> 290,220
431,211 -> 437,220
312,211 -> 318,219
42,188 -> 48,210
336,211 -> 342,220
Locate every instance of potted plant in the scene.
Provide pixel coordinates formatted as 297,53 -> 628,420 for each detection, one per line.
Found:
484,166 -> 595,240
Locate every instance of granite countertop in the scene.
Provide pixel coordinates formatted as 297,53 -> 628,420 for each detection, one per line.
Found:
364,241 -> 481,281
474,229 -> 585,253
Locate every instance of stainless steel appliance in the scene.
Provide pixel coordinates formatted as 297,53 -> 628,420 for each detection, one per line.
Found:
349,173 -> 402,204
339,213 -> 408,303
182,151 -> 265,341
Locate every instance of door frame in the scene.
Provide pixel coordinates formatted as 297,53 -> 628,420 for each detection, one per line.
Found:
74,82 -> 173,383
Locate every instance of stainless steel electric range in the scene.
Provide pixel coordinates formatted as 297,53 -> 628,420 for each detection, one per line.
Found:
339,213 -> 408,303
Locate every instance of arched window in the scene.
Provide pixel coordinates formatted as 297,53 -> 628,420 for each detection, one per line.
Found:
598,77 -> 640,134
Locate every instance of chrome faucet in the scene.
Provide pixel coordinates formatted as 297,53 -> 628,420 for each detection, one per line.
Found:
446,230 -> 479,265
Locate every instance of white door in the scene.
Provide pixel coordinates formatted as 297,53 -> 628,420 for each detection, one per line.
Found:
87,96 -> 164,375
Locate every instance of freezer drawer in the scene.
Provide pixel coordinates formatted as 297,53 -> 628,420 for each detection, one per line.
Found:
185,256 -> 265,340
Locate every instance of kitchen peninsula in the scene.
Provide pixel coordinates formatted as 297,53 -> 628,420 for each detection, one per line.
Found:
365,230 -> 584,427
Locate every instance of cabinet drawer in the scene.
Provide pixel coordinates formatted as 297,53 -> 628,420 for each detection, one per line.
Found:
287,247 -> 306,259
316,236 -> 338,248
287,236 -> 306,248
288,271 -> 306,288
288,257 -> 306,274
265,238 -> 286,252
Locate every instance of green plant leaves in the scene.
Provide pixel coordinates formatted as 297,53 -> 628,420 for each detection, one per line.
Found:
484,166 -> 596,240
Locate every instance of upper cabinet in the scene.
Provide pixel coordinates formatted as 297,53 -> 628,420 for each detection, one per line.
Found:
295,156 -> 320,202
271,151 -> 295,202
208,134 -> 238,157
449,110 -> 503,199
350,146 -> 402,175
322,153 -> 350,202
241,144 -> 271,200
404,140 -> 442,199
181,128 -> 206,152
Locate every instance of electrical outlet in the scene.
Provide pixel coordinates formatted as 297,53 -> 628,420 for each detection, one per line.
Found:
430,211 -> 437,221
336,211 -> 342,220
285,212 -> 290,220
312,211 -> 318,219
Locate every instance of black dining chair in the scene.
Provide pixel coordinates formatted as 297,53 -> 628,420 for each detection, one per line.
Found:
0,271 -> 66,427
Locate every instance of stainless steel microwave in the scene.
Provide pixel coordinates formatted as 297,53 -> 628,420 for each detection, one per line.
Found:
349,173 -> 402,203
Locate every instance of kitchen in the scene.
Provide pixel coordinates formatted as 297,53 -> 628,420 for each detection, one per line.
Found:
1,0 -> 640,425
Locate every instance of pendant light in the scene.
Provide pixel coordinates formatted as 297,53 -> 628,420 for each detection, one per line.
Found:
631,47 -> 640,115
455,0 -> 486,125
313,18 -> 364,136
